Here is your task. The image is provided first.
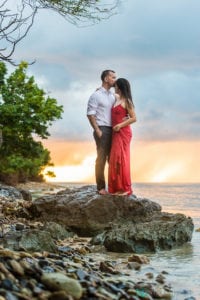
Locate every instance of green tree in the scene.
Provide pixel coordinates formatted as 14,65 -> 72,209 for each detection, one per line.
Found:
0,0 -> 120,64
0,61 -> 63,185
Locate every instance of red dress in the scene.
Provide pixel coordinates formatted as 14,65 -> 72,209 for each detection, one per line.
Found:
108,104 -> 132,195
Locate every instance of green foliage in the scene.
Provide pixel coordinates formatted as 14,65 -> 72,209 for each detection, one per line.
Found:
39,0 -> 116,24
0,61 -> 63,184
45,170 -> 56,178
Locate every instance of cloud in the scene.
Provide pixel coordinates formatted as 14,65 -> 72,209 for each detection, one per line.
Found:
42,81 -> 95,140
7,0 -> 199,142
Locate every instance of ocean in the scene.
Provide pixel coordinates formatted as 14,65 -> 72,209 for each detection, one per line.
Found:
133,183 -> 200,300
49,182 -> 200,299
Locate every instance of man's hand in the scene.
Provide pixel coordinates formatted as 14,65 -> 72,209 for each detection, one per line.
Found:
95,128 -> 102,138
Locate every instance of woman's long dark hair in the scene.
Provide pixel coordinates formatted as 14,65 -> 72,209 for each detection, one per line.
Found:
115,78 -> 134,108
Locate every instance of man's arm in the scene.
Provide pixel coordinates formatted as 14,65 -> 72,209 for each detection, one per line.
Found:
87,115 -> 102,138
87,92 -> 102,138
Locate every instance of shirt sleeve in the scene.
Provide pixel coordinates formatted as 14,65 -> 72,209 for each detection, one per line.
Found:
87,93 -> 98,116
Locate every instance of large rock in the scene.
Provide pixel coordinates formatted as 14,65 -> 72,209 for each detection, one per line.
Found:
0,183 -> 24,200
0,183 -> 32,201
1,222 -> 74,252
91,213 -> 193,253
28,185 -> 194,253
29,185 -> 162,235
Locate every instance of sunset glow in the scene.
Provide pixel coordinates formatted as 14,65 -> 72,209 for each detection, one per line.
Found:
150,163 -> 184,183
43,140 -> 200,183
44,154 -> 95,183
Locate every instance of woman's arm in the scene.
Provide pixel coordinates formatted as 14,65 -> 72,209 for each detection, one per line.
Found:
113,105 -> 136,132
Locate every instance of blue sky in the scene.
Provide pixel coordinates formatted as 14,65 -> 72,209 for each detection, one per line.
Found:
11,0 -> 200,143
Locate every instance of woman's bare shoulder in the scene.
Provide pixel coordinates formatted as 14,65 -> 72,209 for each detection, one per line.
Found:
115,93 -> 120,100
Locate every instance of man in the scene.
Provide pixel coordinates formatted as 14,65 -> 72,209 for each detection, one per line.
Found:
87,69 -> 116,195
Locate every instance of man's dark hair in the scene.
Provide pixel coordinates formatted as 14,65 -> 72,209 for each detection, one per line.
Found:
101,70 -> 115,82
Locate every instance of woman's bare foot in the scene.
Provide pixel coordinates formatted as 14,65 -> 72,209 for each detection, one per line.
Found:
113,191 -> 128,196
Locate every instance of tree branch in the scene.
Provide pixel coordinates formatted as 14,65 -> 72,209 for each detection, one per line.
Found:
0,0 -> 120,65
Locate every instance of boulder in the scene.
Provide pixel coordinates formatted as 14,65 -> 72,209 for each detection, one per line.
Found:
91,213 -> 193,253
0,183 -> 24,201
0,183 -> 32,202
2,229 -> 57,252
1,222 -> 74,252
28,185 -> 194,253
29,185 -> 162,235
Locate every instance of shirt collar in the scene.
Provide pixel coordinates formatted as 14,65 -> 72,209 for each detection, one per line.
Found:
100,86 -> 113,94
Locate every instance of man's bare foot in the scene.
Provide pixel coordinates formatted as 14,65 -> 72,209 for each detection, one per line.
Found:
98,189 -> 109,195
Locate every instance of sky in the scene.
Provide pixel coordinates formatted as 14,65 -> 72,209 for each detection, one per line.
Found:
7,0 -> 200,183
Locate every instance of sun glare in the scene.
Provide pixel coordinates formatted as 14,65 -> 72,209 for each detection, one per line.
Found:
150,163 -> 184,183
44,155 -> 95,183
42,140 -> 200,183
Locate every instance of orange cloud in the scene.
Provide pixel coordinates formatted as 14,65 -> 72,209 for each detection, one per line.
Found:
43,139 -> 200,183
43,140 -> 96,165
132,140 -> 200,183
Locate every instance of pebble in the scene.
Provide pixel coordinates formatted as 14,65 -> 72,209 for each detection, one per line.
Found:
128,254 -> 150,264
0,245 -> 175,300
41,272 -> 83,299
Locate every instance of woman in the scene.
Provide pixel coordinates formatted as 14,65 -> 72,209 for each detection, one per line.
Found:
108,78 -> 136,195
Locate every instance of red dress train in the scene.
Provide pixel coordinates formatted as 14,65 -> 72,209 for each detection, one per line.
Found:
108,104 -> 133,195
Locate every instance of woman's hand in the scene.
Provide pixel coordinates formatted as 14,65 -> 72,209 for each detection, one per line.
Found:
113,124 -> 121,132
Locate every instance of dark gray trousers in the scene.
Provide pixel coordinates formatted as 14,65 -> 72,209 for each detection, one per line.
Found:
93,126 -> 112,191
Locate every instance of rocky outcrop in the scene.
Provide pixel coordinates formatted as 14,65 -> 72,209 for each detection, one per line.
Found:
0,183 -> 74,252
91,213 -> 193,253
0,183 -> 25,201
29,185 -> 162,235
2,222 -> 74,252
28,185 -> 194,253
0,183 -> 194,253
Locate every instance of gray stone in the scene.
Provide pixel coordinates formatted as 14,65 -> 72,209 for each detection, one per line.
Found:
19,230 -> 57,252
0,221 -> 74,253
18,188 -> 32,201
43,222 -> 75,240
0,183 -> 23,201
2,230 -> 57,252
41,272 -> 83,299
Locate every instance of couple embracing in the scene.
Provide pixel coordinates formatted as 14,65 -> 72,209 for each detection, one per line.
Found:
87,70 -> 136,196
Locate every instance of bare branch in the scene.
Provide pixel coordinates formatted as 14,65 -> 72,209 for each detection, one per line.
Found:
0,0 -> 120,65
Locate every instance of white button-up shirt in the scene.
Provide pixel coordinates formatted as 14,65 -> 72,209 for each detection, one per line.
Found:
87,87 -> 115,127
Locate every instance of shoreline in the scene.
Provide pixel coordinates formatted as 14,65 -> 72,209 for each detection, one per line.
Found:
0,181 -> 175,299
16,181 -> 67,191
